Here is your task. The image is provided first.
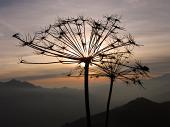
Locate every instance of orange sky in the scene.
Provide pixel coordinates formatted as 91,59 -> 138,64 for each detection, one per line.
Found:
0,0 -> 170,88
30,77 -> 108,88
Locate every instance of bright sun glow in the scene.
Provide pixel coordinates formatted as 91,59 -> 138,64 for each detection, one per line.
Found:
80,62 -> 85,67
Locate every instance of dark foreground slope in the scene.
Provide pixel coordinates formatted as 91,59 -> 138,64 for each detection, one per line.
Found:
62,97 -> 170,127
1,78 -> 170,127
0,79 -> 103,127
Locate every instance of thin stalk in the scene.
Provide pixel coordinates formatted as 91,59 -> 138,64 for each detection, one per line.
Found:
105,77 -> 114,127
84,62 -> 91,127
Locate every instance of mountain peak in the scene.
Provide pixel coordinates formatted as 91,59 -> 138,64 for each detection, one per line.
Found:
124,97 -> 157,108
133,97 -> 154,103
8,79 -> 21,84
62,97 -> 170,127
0,79 -> 39,88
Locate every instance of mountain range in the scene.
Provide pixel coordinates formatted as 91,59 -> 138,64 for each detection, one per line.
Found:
0,79 -> 39,88
62,97 -> 170,127
0,79 -> 103,127
0,73 -> 170,127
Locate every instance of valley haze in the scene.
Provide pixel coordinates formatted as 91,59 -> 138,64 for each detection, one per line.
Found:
0,74 -> 170,127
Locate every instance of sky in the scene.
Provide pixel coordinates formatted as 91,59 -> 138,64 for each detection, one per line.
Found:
0,0 -> 170,88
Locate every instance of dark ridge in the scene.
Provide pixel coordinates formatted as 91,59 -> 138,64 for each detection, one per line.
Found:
124,97 -> 157,107
0,79 -> 40,88
0,81 -> 88,127
62,97 -> 170,127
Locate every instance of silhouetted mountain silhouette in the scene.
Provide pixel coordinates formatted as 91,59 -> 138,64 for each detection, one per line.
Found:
90,73 -> 170,104
62,97 -> 170,127
0,79 -> 40,88
0,79 -> 103,127
124,97 -> 156,107
0,78 -> 170,127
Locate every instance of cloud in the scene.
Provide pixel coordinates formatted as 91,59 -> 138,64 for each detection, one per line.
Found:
0,0 -> 170,83
146,56 -> 170,75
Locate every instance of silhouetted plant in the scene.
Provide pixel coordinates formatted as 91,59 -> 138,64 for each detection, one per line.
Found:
13,15 -> 138,127
69,49 -> 149,127
67,39 -> 149,127
90,52 -> 149,127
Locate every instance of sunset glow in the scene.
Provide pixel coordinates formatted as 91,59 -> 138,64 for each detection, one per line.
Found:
0,0 -> 170,88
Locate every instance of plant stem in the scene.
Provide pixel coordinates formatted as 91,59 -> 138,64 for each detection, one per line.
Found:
84,62 -> 91,127
105,77 -> 114,127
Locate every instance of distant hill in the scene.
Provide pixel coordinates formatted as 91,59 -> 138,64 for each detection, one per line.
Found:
0,79 -> 103,127
0,75 -> 170,127
62,97 -> 170,127
0,79 -> 40,88
90,73 -> 170,106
